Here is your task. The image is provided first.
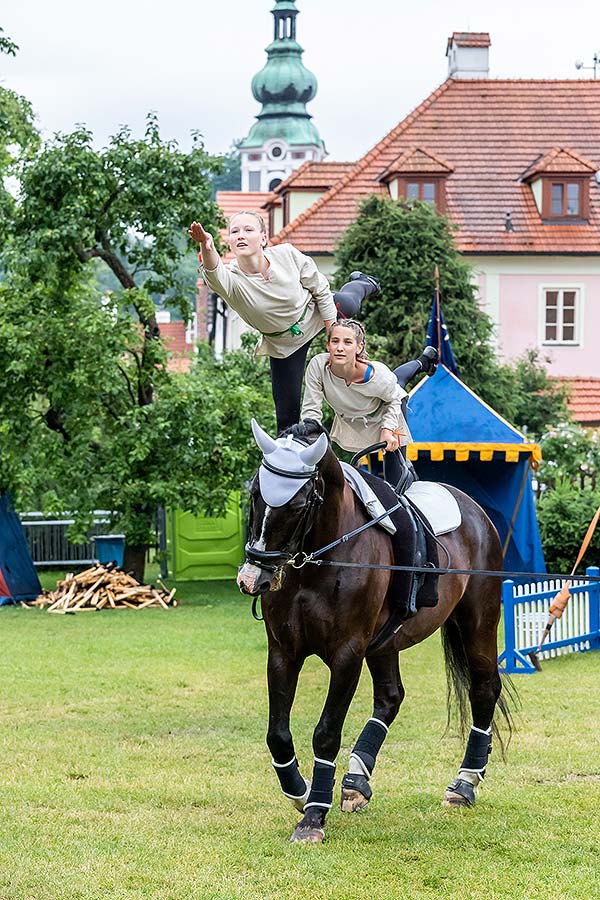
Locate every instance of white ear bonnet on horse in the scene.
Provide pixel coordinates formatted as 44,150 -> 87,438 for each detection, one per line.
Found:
251,419 -> 328,507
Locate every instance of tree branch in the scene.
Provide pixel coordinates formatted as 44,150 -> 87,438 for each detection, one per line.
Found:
117,364 -> 136,406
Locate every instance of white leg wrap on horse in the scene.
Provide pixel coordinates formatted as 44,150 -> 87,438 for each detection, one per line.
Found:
349,752 -> 371,778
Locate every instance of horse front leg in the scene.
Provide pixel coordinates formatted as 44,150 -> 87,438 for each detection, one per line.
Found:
341,651 -> 405,813
266,644 -> 310,812
291,651 -> 363,844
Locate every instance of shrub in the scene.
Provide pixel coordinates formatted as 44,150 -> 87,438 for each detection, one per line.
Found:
537,479 -> 600,573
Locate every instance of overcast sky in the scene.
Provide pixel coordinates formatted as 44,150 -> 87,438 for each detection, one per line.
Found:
2,0 -> 599,163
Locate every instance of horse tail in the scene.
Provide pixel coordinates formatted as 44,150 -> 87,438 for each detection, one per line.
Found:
441,618 -> 519,758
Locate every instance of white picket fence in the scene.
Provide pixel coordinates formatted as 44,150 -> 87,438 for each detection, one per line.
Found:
498,566 -> 600,673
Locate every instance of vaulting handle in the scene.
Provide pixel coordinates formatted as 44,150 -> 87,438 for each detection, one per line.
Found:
350,442 -> 387,469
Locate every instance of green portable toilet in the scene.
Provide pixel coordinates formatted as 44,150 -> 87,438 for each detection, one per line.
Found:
166,494 -> 245,580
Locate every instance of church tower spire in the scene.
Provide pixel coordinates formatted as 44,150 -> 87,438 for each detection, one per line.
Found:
240,0 -> 326,193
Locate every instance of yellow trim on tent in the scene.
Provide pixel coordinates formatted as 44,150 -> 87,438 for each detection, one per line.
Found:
405,442 -> 542,467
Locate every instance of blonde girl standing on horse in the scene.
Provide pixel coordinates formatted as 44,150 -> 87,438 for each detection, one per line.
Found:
188,212 -> 379,434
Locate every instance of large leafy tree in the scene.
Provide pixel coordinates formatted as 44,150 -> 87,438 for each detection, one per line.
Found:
0,113 -> 265,580
334,196 -> 568,433
0,282 -> 273,580
0,28 -> 39,243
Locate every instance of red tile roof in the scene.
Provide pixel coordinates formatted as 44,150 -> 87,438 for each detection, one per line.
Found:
380,147 -> 454,180
271,79 -> 600,255
271,160 -> 356,194
523,147 -> 598,180
559,377 -> 600,425
216,191 -> 270,220
447,32 -> 491,50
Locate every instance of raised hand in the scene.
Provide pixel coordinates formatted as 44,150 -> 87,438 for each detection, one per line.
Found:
188,221 -> 214,251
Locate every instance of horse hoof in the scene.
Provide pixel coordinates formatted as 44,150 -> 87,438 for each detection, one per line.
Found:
442,777 -> 476,808
340,787 -> 370,813
290,825 -> 325,844
442,789 -> 474,808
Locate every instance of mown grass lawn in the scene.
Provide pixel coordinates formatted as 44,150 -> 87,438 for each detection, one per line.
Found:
1,572 -> 599,900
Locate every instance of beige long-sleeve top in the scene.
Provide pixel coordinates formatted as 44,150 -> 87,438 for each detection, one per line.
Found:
301,353 -> 412,452
201,243 -> 338,358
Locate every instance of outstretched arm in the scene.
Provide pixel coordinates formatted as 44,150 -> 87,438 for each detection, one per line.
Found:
300,357 -> 326,424
188,221 -> 219,271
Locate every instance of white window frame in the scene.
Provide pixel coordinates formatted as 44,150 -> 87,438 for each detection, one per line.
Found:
538,283 -> 584,347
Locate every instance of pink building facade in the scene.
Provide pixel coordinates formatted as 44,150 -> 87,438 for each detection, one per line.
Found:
472,258 -> 600,378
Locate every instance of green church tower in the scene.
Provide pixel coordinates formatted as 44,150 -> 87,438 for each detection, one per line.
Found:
240,0 -> 326,192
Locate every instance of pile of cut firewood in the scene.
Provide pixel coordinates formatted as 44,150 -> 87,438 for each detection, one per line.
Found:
30,563 -> 177,613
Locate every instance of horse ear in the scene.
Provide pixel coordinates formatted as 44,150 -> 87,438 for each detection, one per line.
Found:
298,432 -> 329,467
251,418 -> 277,456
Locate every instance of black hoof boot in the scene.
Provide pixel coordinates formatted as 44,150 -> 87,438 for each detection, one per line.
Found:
350,271 -> 381,296
417,346 -> 438,375
443,777 -> 476,807
340,773 -> 372,812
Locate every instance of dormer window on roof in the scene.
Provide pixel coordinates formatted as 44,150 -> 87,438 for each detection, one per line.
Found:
522,148 -> 597,223
379,148 -> 453,214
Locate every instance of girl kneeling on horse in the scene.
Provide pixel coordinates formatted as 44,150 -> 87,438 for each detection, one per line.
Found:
301,320 -> 436,491
189,212 -> 380,434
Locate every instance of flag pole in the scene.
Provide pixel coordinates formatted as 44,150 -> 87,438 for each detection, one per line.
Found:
434,265 -> 441,353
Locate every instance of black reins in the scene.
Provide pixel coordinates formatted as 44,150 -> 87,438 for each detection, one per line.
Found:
244,458 -> 324,573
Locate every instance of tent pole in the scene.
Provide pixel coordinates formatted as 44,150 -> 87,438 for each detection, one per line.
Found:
501,457 -> 532,560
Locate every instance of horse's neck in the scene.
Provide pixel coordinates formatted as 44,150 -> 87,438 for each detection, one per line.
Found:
310,450 -> 362,546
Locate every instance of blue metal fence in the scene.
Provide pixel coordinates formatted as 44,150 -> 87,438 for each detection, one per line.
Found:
498,566 -> 600,674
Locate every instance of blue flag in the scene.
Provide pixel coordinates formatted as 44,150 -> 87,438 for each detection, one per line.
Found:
426,294 -> 459,375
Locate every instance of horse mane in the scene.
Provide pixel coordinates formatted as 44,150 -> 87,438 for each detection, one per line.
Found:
280,421 -> 331,445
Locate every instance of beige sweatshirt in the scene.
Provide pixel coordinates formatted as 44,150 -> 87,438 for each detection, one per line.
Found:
301,353 -> 412,452
201,243 -> 338,358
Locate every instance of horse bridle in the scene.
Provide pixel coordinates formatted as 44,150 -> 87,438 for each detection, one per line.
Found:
244,457 -> 325,573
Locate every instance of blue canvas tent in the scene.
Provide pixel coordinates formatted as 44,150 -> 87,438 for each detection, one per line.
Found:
0,495 -> 42,605
406,366 -> 545,576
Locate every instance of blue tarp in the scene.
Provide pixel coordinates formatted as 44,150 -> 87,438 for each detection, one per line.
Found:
0,495 -> 42,605
407,366 -> 546,577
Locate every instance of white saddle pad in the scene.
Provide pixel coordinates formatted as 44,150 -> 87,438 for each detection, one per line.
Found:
405,482 -> 461,535
340,462 -> 396,534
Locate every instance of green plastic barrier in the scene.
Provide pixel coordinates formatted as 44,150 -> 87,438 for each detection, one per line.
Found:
166,494 -> 245,581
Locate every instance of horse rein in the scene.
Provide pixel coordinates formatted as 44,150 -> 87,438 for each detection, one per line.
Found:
244,460 -> 325,573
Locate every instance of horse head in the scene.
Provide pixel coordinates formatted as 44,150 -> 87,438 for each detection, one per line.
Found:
237,420 -> 331,596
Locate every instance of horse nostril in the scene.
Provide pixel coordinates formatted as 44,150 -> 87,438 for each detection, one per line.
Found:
258,578 -> 272,593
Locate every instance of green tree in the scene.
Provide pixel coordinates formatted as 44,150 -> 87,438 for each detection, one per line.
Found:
537,479 -> 600,573
0,280 -> 274,580
0,28 -> 39,245
0,115 -> 237,579
334,196 -> 568,431
209,143 -> 242,196
538,422 -> 600,490
0,26 -> 18,56
509,349 -> 571,438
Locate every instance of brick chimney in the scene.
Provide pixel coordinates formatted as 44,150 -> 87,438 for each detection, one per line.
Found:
446,32 -> 490,78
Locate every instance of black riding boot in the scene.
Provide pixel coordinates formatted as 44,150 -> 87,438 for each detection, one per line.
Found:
394,346 -> 438,389
333,271 -> 381,319
383,450 -> 415,495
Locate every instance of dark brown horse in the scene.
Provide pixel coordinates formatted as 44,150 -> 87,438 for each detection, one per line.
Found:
237,421 -> 513,844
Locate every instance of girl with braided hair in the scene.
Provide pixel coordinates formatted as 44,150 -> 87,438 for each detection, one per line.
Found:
301,320 -> 437,491
189,212 -> 380,434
